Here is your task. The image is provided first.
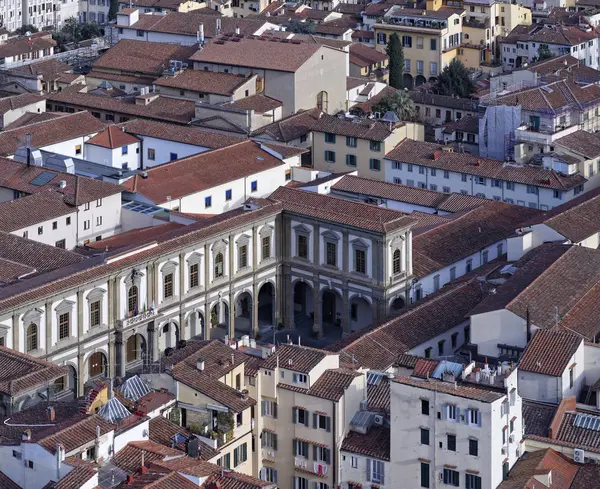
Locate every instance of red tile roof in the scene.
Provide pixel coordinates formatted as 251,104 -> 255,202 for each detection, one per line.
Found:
262,343 -> 330,373
497,448 -> 579,489
504,23 -> 598,46
0,471 -> 20,489
367,376 -> 390,413
190,36 -> 323,72
0,111 -> 105,157
0,345 -> 68,396
412,359 -> 439,379
518,330 -> 582,377
52,465 -> 97,489
250,107 -> 321,142
348,43 -> 388,68
122,140 -> 285,203
341,425 -> 390,461
227,94 -> 282,113
148,416 -> 218,461
270,186 -> 416,233
412,201 -> 541,278
311,113 -> 395,141
0,190 -> 75,233
386,139 -> 586,190
86,125 -> 140,149
113,441 -> 183,473
113,470 -> 197,489
0,93 -> 44,114
280,368 -> 360,401
393,376 -> 506,402
154,69 -> 252,96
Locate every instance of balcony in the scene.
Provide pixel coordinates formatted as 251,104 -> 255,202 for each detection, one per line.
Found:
118,309 -> 158,329
262,448 -> 276,462
515,123 -> 579,145
294,457 -> 329,478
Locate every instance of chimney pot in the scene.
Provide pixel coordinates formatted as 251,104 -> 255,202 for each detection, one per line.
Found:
127,475 -> 134,484
47,406 -> 56,422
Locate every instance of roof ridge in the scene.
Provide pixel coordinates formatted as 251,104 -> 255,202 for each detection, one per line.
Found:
1,111 -> 78,135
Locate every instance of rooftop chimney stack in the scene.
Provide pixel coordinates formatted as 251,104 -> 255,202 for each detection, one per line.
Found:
199,24 -> 204,43
216,18 -> 221,35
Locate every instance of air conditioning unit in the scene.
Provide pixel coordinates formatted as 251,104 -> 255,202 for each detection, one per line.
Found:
574,448 -> 585,463
509,434 -> 515,443
373,415 -> 384,426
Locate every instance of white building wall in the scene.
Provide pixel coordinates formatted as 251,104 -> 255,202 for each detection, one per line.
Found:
85,142 -> 140,170
340,451 -> 390,489
77,193 -> 122,244
470,309 -> 529,358
12,212 -> 78,249
135,136 -> 210,168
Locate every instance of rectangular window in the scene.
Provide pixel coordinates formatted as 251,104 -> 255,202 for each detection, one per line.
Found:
55,239 -> 66,249
506,181 -> 515,191
371,459 -> 385,484
316,413 -> 331,431
346,154 -> 357,167
370,140 -> 381,151
262,236 -> 271,260
225,189 -> 232,201
447,434 -> 456,451
66,217 -> 71,226
369,158 -> 381,171
482,250 -> 489,264
468,409 -> 481,427
164,273 -> 174,299
295,408 -> 309,427
469,438 -> 479,456
189,263 -> 199,288
285,169 -> 291,181
238,245 -> 248,269
293,373 -> 308,384
444,170 -> 450,179
418,165 -> 425,174
324,133 -> 336,143
449,267 -> 456,280
443,468 -> 459,487
421,399 -> 429,415
461,173 -> 468,182
466,474 -> 482,489
326,242 -> 336,267
96,216 -> 103,226
420,428 -> 430,445
75,144 -> 82,155
346,136 -> 357,147
417,60 -> 424,74
466,259 -> 472,273
121,146 -> 128,155
451,332 -> 458,348
59,312 -> 69,340
421,462 -> 430,488
38,226 -> 43,235
417,36 -> 424,49
325,150 -> 336,162
251,181 -> 258,192
261,400 -> 278,418
261,430 -> 278,449
148,148 -> 155,160
205,196 -> 212,208
263,468 -> 277,483
170,153 -> 178,162
90,300 -> 101,327
52,221 -> 57,230
297,235 -> 308,259
430,38 -> 437,50
355,249 -> 366,273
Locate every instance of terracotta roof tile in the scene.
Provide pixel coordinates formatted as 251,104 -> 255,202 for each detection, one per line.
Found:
263,344 -> 330,373
332,276 -> 487,370
518,330 -> 582,377
0,93 -> 44,114
497,448 -> 579,489
270,186 -> 416,233
37,414 -> 115,454
113,470 -> 197,489
0,111 -> 105,157
556,130 -> 600,159
0,345 -> 68,396
504,23 -> 598,46
3,112 -> 63,130
367,376 -> 390,413
0,33 -> 56,59
0,472 -> 20,489
0,190 -> 74,233
227,94 -> 282,113
6,59 -> 71,80
386,139 -> 586,190
409,91 -> 478,111
122,140 -> 285,203
300,368 -> 360,401
93,39 -> 198,76
570,463 -> 600,489
250,107 -> 321,142
555,411 -> 600,452
52,465 -> 97,489
154,69 -> 251,96
86,125 -> 140,149
113,441 -> 183,473
122,119 -> 244,148
47,87 -> 196,124
190,36 -> 323,72
412,201 -> 541,278
341,425 -> 390,461
348,43 -> 388,68
522,400 -> 557,438
312,113 -> 395,141
412,359 -> 439,379
393,376 -> 506,402
148,416 -> 218,461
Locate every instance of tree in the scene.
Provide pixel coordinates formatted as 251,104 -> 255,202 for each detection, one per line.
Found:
372,90 -> 416,121
386,32 -> 404,89
14,24 -> 38,35
435,58 -> 476,98
287,20 -> 316,34
109,0 -> 119,21
537,44 -> 553,62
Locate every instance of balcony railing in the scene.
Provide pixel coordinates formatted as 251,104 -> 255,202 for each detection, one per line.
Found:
515,123 -> 579,144
119,309 -> 158,328
294,457 -> 329,478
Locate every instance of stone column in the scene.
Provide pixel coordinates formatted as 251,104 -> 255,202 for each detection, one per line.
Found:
179,252 -> 186,299
203,302 -> 210,340
45,300 -> 52,355
77,352 -> 85,397
108,334 -> 116,379
115,331 -> 125,378
11,314 -> 19,353
180,310 -> 187,341
228,293 -> 235,339
252,282 -> 259,338
147,321 -> 157,363
313,284 -> 322,337
77,291 -> 84,341
342,287 -> 350,335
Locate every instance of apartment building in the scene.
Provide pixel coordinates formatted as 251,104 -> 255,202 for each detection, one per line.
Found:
373,6 -> 464,88
348,42 -> 389,82
312,113 -> 424,181
190,35 -> 347,116
385,139 -> 588,210
79,0 -> 109,24
0,59 -> 76,94
434,115 -> 480,154
391,361 -> 523,489
255,344 -> 365,488
0,32 -> 56,66
500,23 -> 600,71
410,91 -> 478,125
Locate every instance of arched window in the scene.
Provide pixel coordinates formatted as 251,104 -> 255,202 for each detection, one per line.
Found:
163,324 -> 169,334
26,323 -> 37,352
316,91 -> 328,113
128,285 -> 138,316
214,252 -> 224,278
393,249 -> 402,275
88,352 -> 106,378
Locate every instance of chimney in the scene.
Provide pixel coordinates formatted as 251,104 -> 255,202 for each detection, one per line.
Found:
235,26 -> 240,35
22,429 -> 31,441
56,443 -> 62,480
216,18 -> 221,35
47,406 -> 56,422
199,24 -> 204,43
197,359 -> 205,371
126,475 -> 134,484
